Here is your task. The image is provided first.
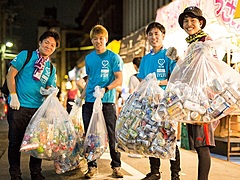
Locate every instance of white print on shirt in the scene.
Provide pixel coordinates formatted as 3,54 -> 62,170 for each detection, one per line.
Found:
157,58 -> 166,78
40,66 -> 51,84
101,60 -> 109,80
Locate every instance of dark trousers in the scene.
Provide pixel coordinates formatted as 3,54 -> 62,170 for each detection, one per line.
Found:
149,145 -> 181,175
82,102 -> 121,168
196,146 -> 211,180
7,106 -> 42,177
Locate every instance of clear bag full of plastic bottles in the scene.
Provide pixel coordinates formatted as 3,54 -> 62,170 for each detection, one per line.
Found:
20,89 -> 77,160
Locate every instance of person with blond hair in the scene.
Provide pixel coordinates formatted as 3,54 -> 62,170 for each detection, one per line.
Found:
81,25 -> 124,179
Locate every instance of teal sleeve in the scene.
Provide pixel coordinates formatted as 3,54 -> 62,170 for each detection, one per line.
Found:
46,66 -> 56,87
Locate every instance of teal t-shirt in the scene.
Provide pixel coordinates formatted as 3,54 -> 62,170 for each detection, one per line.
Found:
85,50 -> 123,103
137,48 -> 176,90
8,50 -> 56,108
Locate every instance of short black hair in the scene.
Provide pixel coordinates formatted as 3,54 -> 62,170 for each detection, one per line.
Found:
39,29 -> 61,48
146,22 -> 166,35
132,57 -> 141,68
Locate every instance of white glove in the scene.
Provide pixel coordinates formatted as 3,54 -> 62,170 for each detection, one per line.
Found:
75,97 -> 83,107
166,47 -> 178,61
10,93 -> 20,110
100,88 -> 105,99
93,86 -> 105,99
40,86 -> 58,96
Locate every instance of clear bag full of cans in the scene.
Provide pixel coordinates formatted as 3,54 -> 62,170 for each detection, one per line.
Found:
54,102 -> 86,174
116,73 -> 177,159
83,86 -> 108,162
155,39 -> 240,124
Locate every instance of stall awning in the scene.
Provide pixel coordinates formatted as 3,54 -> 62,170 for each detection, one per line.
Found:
119,27 -> 146,63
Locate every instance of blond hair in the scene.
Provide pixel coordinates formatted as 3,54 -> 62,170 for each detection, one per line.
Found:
90,25 -> 108,39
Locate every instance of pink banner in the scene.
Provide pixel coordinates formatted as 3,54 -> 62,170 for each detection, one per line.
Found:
212,0 -> 240,33
156,0 -> 240,37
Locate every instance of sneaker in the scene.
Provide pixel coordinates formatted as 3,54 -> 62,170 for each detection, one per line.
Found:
141,172 -> 161,180
85,167 -> 97,179
31,173 -> 45,180
112,167 -> 124,178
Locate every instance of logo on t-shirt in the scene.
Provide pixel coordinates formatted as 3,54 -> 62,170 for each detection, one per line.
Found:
157,58 -> 166,78
102,60 -> 109,67
101,59 -> 109,80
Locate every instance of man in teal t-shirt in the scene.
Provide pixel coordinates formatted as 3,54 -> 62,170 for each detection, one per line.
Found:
138,22 -> 181,180
82,25 -> 124,179
6,30 -> 60,180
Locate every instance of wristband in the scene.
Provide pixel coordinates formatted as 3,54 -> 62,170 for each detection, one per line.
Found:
105,86 -> 109,93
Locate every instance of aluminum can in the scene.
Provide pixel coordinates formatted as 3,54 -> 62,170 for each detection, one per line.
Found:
183,100 -> 200,112
167,102 -> 183,115
210,95 -> 225,110
202,115 -> 211,122
149,146 -> 156,153
198,106 -> 206,115
228,86 -> 240,99
190,112 -> 201,121
141,140 -> 151,147
221,90 -> 237,106
212,79 -> 224,92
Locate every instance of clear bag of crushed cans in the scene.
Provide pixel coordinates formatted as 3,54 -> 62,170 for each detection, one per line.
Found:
116,73 -> 177,159
20,90 -> 77,160
54,101 -> 86,174
155,39 -> 240,124
84,86 -> 108,162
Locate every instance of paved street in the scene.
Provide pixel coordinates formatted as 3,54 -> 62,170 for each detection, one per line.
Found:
1,119 -> 240,180
0,117 -> 8,159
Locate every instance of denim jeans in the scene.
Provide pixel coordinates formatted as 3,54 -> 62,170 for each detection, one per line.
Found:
7,106 -> 42,177
82,102 -> 121,169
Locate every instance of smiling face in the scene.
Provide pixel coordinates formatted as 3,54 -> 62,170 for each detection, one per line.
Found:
38,37 -> 57,58
91,33 -> 108,54
183,16 -> 203,35
147,27 -> 164,52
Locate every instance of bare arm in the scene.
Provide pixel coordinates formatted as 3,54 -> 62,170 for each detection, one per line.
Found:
158,79 -> 168,86
106,71 -> 123,90
6,66 -> 18,94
